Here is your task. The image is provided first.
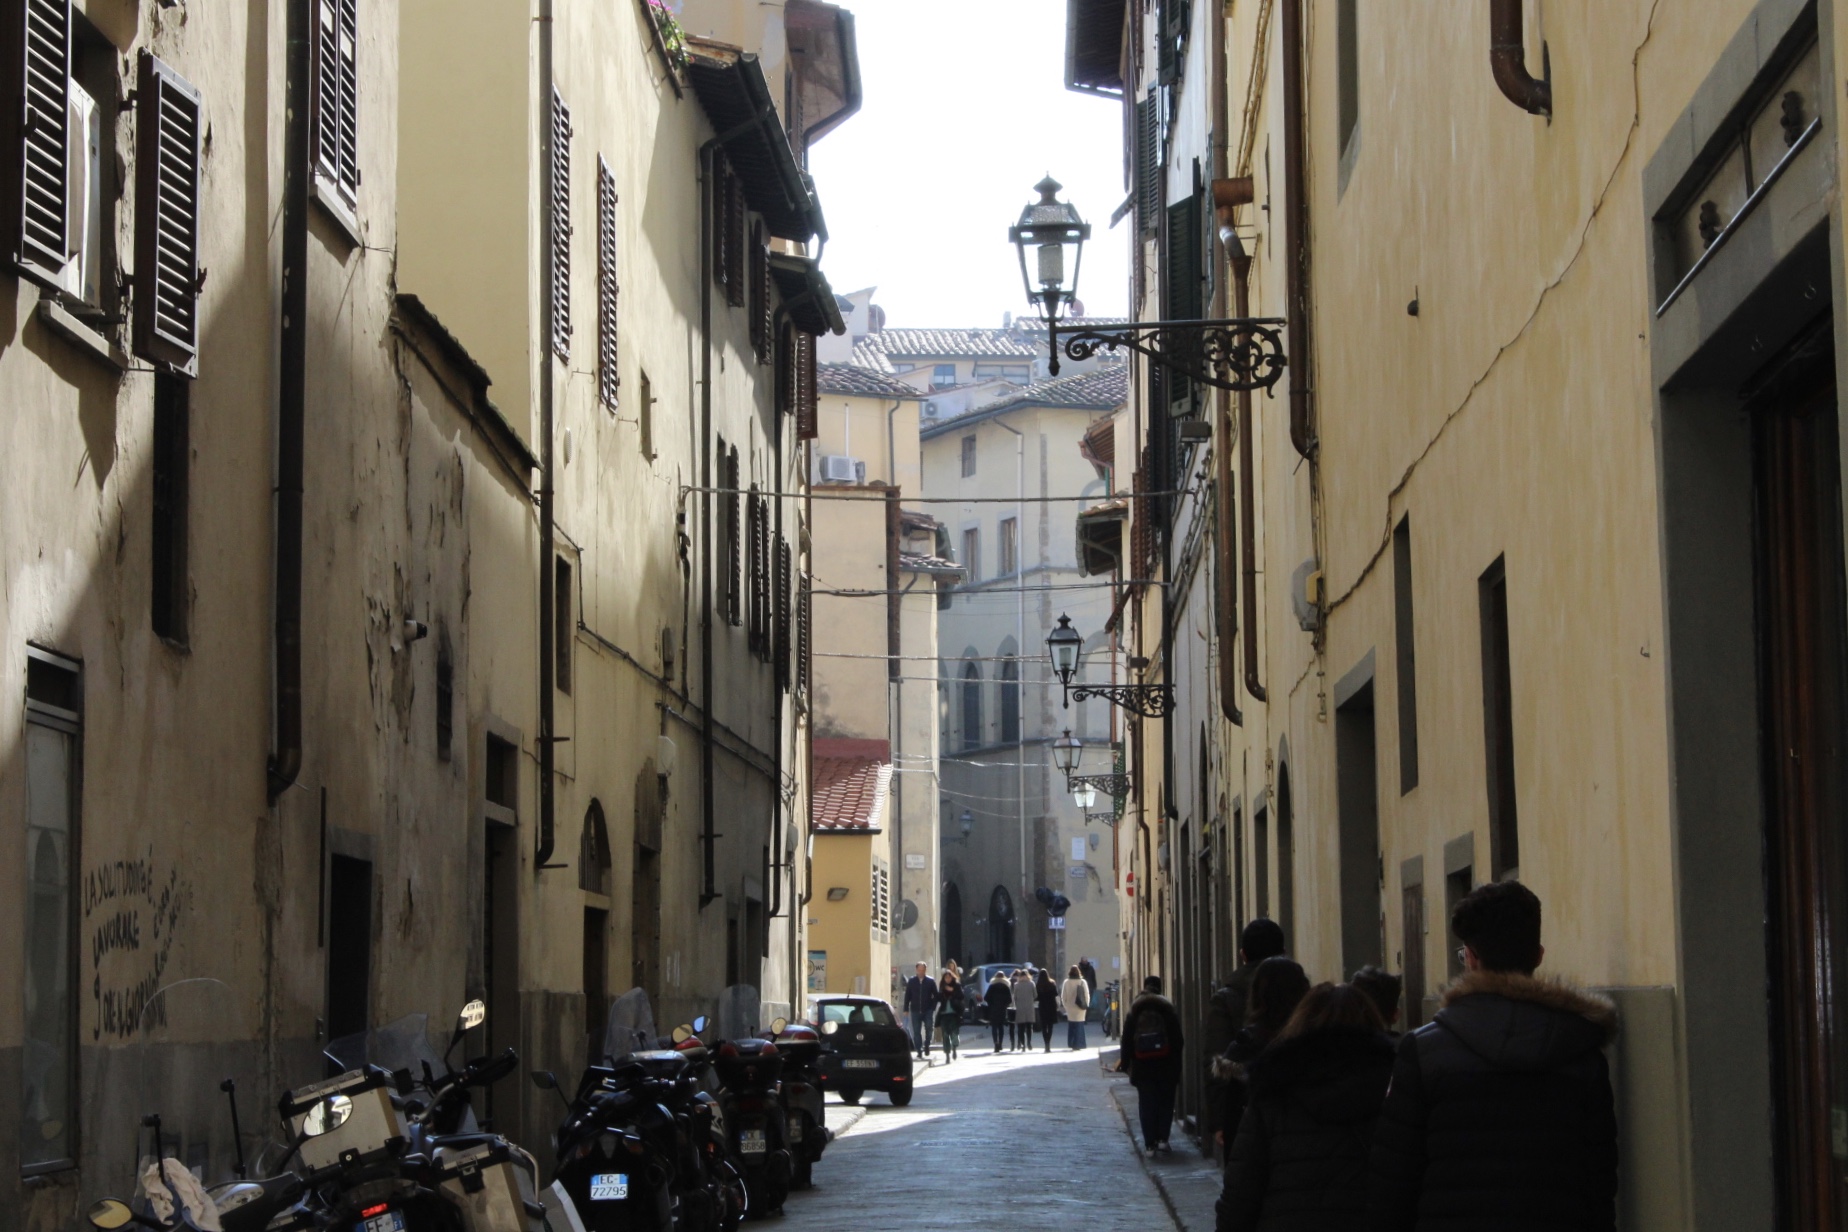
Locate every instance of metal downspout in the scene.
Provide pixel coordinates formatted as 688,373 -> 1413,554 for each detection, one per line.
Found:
1280,0 -> 1314,461
698,140 -> 719,907
268,0 -> 309,802
1489,0 -> 1552,117
536,0 -> 557,868
1233,247 -> 1267,704
1210,3 -> 1240,728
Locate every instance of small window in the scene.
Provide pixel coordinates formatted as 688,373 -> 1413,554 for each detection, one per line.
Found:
596,156 -> 619,410
548,88 -> 572,361
312,0 -> 360,217
998,517 -> 1018,576
1478,556 -> 1518,877
55,11 -> 118,316
23,647 -> 79,1172
132,51 -> 203,374
554,556 -> 572,694
933,363 -> 956,389
579,800 -> 611,895
961,435 -> 977,478
1393,515 -> 1418,792
999,658 -> 1019,744
638,369 -> 654,460
960,661 -> 982,752
1336,0 -> 1359,159
484,732 -> 518,822
961,528 -> 979,581
151,373 -> 190,644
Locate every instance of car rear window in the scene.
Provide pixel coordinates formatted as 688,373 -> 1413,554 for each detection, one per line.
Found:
816,1002 -> 896,1027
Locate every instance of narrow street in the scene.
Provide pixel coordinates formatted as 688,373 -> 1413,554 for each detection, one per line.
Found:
787,1042 -> 1183,1230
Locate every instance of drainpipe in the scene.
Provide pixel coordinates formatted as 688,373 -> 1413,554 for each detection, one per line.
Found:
268,0 -> 309,802
1231,237 -> 1266,704
535,0 -> 557,868
1210,4 -> 1240,729
698,139 -> 720,907
1279,0 -> 1314,461
1489,0 -> 1551,117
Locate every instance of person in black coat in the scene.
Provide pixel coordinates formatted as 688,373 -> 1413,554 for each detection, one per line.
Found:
1035,969 -> 1060,1052
1369,880 -> 1618,1232
1118,976 -> 1186,1154
984,974 -> 1014,1053
1215,983 -> 1395,1232
1205,920 -> 1287,1144
1215,956 -> 1310,1155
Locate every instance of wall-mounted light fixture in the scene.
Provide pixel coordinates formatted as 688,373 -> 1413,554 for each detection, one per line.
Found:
826,887 -> 850,901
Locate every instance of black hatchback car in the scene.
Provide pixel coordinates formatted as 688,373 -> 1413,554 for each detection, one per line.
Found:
811,996 -> 915,1106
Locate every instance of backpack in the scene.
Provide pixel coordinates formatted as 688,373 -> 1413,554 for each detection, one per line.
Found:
1134,1028 -> 1170,1060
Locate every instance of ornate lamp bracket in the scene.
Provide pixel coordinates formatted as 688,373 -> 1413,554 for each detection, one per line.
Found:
1049,317 -> 1288,392
1069,772 -> 1134,799
1068,681 -> 1176,719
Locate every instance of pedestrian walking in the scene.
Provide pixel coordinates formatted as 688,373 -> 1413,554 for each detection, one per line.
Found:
1117,975 -> 1184,1155
1215,982 -> 1395,1232
1060,965 -> 1092,1049
1214,956 -> 1310,1155
1349,965 -> 1403,1035
1011,969 -> 1037,1051
985,972 -> 1013,1053
1078,956 -> 1098,998
902,961 -> 938,1058
1035,968 -> 1060,1051
1370,880 -> 1618,1232
935,967 -> 964,1062
1204,919 -> 1287,1144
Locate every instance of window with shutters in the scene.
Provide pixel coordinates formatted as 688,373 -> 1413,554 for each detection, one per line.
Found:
775,535 -> 792,691
794,330 -> 818,440
749,221 -> 772,364
596,157 -> 619,411
961,435 -> 977,478
748,488 -> 771,659
712,158 -> 745,306
798,571 -> 812,696
312,0 -> 359,220
3,0 -> 70,286
1163,194 -> 1204,414
1157,0 -> 1189,86
549,89 -> 572,361
1135,94 -> 1161,240
720,444 -> 741,626
46,14 -> 115,318
132,51 -> 203,374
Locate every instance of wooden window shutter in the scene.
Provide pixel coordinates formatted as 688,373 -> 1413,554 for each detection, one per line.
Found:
133,51 -> 203,373
749,220 -> 771,363
312,0 -> 358,210
1163,193 -> 1203,412
724,446 -> 742,626
1158,0 -> 1188,85
596,156 -> 619,410
719,164 -> 745,308
1135,94 -> 1159,239
798,570 -> 812,695
3,0 -> 69,281
775,534 -> 792,691
797,330 -> 817,440
549,88 -> 572,361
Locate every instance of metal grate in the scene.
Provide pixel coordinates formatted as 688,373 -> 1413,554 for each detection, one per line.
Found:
133,51 -> 202,371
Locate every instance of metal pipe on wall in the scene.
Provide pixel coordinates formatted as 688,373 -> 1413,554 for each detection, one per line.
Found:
698,139 -> 720,906
1489,0 -> 1552,117
268,0 -> 310,802
535,0 -> 558,869
996,419 -> 1027,959
1233,241 -> 1267,704
1210,4 -> 1242,728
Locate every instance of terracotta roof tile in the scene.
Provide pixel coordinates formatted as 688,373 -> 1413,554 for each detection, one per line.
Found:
816,362 -> 922,399
812,737 -> 893,833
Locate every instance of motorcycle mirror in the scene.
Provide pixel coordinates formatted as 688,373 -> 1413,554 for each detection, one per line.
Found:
770,1017 -> 788,1034
530,1070 -> 559,1091
820,1020 -> 839,1036
300,1093 -> 353,1137
671,1024 -> 693,1044
86,1199 -> 139,1230
458,999 -> 486,1032
692,1015 -> 709,1033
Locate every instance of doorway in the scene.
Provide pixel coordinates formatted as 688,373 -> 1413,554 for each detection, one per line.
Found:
1336,681 -> 1382,975
325,855 -> 373,1044
942,882 -> 963,966
987,885 -> 1015,961
1754,361 -> 1848,1230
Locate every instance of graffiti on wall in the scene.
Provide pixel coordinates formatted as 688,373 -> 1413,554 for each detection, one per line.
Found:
84,849 -> 191,1040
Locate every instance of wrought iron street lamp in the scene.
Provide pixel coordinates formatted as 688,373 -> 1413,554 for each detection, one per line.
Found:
1045,613 -> 1175,719
1053,728 -> 1135,800
1008,179 -> 1288,389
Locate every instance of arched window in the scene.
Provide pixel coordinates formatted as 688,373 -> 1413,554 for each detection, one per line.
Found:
999,658 -> 1020,744
987,885 -> 1016,962
579,799 -> 611,894
961,662 -> 983,752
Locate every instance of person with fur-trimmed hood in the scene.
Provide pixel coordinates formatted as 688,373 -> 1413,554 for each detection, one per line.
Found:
1369,880 -> 1618,1232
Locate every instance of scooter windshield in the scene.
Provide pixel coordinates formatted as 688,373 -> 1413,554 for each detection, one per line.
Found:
602,988 -> 658,1063
136,978 -> 252,1225
323,1012 -> 441,1081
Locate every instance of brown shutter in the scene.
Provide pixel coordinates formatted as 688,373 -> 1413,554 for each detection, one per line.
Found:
796,331 -> 818,440
726,172 -> 745,307
596,156 -> 619,410
2,0 -> 68,281
749,220 -> 771,362
775,534 -> 792,691
312,0 -> 358,210
132,51 -> 203,373
549,88 -> 572,361
725,448 -> 742,627
798,570 -> 812,695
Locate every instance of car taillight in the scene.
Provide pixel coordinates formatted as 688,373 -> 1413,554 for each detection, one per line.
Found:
360,1204 -> 390,1219
737,1096 -> 767,1112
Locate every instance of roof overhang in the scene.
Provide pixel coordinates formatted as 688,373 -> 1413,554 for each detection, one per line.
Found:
770,253 -> 847,336
1065,0 -> 1126,97
1076,498 -> 1128,576
785,0 -> 863,147
688,52 -> 828,243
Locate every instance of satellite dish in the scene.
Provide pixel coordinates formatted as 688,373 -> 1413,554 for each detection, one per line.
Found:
899,899 -> 920,931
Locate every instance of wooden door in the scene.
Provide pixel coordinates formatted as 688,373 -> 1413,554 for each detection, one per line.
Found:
1756,367 -> 1848,1229
1402,881 -> 1426,1030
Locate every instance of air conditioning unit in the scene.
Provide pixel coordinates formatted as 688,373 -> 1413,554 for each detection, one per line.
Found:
815,455 -> 865,485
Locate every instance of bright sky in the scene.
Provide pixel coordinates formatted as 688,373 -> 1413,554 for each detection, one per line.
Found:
806,0 -> 1130,330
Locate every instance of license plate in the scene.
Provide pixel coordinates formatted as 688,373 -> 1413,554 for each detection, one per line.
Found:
358,1212 -> 405,1232
740,1128 -> 767,1155
843,1058 -> 878,1069
589,1173 -> 630,1201
788,1117 -> 802,1143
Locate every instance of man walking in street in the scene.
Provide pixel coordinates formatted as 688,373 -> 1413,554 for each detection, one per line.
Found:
1202,918 -> 1285,1147
1118,975 -> 1185,1155
1370,881 -> 1618,1231
901,961 -> 937,1059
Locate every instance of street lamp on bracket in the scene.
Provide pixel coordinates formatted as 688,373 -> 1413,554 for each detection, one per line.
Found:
1045,613 -> 1175,719
1008,178 -> 1288,391
1052,728 -> 1134,801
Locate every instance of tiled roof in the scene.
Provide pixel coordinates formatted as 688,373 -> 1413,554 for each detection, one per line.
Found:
984,364 -> 1128,410
855,328 -> 1041,361
817,362 -> 922,399
812,738 -> 893,833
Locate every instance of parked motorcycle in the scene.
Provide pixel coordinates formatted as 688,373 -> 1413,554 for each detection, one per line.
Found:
763,1021 -> 829,1191
711,1027 -> 791,1218
538,988 -> 743,1232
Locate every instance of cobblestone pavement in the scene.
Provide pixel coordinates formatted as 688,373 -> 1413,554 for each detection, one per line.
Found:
784,1039 -> 1183,1230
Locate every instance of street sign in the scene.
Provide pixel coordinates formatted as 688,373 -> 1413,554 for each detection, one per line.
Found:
1048,916 -> 1066,931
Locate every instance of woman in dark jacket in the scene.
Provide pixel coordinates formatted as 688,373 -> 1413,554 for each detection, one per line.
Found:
1215,983 -> 1394,1232
1215,956 -> 1311,1152
935,968 -> 963,1062
984,974 -> 1014,1052
1035,969 -> 1060,1051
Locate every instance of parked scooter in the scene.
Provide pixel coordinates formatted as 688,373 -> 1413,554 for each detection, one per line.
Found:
711,1025 -> 791,1218
763,1021 -> 829,1190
